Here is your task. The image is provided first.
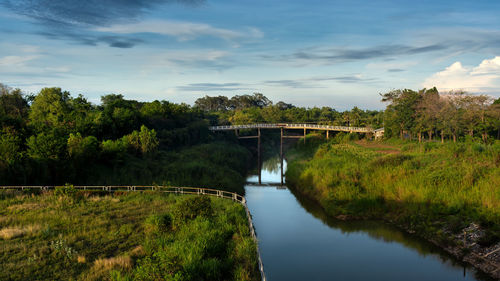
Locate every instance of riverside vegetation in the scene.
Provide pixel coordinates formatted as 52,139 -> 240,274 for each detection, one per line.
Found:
285,133 -> 500,277
1,83 -> 499,279
0,188 -> 259,281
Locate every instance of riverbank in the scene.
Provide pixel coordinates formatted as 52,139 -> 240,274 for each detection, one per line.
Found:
285,137 -> 500,279
0,190 -> 260,281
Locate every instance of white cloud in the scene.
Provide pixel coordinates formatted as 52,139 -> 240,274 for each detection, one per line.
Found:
423,56 -> 500,93
471,56 -> 500,75
0,55 -> 38,67
95,20 -> 262,42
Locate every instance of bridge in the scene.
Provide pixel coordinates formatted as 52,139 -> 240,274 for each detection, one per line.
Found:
210,123 -> 375,134
210,123 -> 384,185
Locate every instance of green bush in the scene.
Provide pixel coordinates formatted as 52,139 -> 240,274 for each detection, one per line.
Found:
144,213 -> 172,234
53,184 -> 77,197
172,196 -> 214,228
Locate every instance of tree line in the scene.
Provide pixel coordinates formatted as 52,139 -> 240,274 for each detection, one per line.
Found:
381,87 -> 500,142
195,93 -> 384,128
1,83 -> 499,185
0,84 -> 219,186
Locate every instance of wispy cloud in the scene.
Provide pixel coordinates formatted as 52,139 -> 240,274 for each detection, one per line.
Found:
0,55 -> 38,67
177,82 -> 251,91
263,80 -> 320,89
264,75 -> 376,88
177,74 -> 376,92
142,50 -> 236,72
2,0 -> 204,27
387,69 -> 405,72
1,0 -> 205,48
96,20 -> 262,42
35,30 -> 143,48
266,44 -> 448,65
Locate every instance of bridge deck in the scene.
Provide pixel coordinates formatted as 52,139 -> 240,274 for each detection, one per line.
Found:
209,123 -> 375,133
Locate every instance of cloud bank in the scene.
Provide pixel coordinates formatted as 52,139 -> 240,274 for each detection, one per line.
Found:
423,56 -> 500,94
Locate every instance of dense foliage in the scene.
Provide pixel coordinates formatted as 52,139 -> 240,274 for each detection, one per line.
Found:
0,190 -> 258,281
0,83 -> 251,192
381,88 -> 500,142
2,83 -> 498,190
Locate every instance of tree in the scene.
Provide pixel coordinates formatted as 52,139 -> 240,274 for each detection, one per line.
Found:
275,101 -> 294,110
0,83 -> 29,130
194,95 -> 230,112
414,88 -> 440,142
67,133 -> 99,160
29,88 -> 71,132
99,94 -> 141,138
381,89 -> 422,139
139,125 -> 159,155
229,93 -> 271,109
0,128 -> 21,166
27,129 -> 67,160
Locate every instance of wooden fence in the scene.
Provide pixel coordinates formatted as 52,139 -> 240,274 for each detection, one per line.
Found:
1,185 -> 266,281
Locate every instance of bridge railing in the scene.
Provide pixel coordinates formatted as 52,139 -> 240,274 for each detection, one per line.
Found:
0,185 -> 246,203
209,123 -> 374,133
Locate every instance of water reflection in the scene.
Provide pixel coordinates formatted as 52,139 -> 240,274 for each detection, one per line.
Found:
245,156 -> 492,281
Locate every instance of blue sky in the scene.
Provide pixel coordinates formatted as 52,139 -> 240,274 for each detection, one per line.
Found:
0,0 -> 499,109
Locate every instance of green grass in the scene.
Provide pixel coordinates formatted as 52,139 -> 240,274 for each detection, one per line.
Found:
285,138 -> 500,243
0,190 -> 259,281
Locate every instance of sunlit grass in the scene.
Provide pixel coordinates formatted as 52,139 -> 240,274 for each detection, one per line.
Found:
0,191 -> 258,281
286,139 -> 500,240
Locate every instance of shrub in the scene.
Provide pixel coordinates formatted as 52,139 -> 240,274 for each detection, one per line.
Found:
144,214 -> 171,234
471,143 -> 485,153
54,184 -> 77,197
172,196 -> 214,227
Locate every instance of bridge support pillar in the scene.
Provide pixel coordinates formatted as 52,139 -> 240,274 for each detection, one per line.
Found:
280,128 -> 284,185
304,128 -> 306,144
326,130 -> 329,140
235,129 -> 239,137
258,128 -> 261,185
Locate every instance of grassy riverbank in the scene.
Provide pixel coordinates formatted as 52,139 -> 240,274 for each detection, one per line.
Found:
286,136 -> 500,247
0,190 -> 259,281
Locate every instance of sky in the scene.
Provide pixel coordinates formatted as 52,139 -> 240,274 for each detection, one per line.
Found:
0,0 -> 499,110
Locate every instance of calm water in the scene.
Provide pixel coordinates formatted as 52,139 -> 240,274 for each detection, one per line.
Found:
245,157 -> 491,281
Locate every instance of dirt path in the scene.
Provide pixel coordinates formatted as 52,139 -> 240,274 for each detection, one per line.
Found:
354,140 -> 401,154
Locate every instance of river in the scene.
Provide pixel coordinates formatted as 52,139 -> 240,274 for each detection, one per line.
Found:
245,156 -> 492,281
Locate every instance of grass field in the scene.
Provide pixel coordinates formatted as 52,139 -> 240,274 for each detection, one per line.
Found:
286,135 -> 500,245
0,189 -> 258,281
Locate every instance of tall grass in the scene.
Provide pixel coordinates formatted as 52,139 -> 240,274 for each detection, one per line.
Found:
286,139 -> 500,241
0,191 -> 258,281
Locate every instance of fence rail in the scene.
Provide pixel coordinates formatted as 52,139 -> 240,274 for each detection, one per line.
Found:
209,123 -> 375,133
1,185 -> 266,281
